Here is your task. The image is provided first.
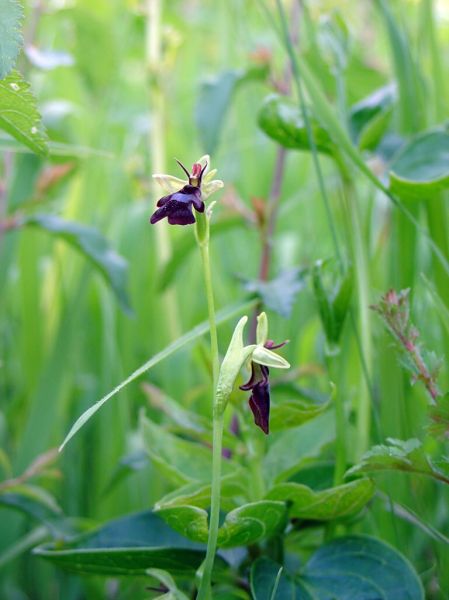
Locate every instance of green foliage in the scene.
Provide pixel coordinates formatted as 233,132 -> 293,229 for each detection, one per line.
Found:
269,397 -> 329,432
0,71 -> 47,155
258,94 -> 335,154
389,130 -> 449,198
265,478 -> 375,520
349,84 -> 396,150
34,510 -> 227,576
24,214 -> 131,312
0,0 -> 23,79
243,268 -> 307,318
251,535 -> 424,599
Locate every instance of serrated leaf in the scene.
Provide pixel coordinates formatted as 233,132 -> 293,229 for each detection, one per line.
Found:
346,437 -> 449,484
258,94 -> 335,155
0,0 -> 23,79
389,130 -> 449,199
269,399 -> 329,432
0,71 -> 47,155
196,65 -> 267,155
33,510 -> 228,576
251,536 -> 423,600
243,268 -> 307,318
23,214 -> 131,313
265,479 -> 375,520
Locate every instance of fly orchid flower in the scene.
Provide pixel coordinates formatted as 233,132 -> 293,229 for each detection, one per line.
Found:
150,155 -> 224,226
217,313 -> 289,434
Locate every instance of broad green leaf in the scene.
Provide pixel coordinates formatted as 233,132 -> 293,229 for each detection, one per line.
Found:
250,558 -> 310,600
258,94 -> 335,155
34,510 -> 227,576
196,65 -> 267,155
0,71 -> 48,155
347,437 -> 449,484
140,416 -> 238,486
155,505 -> 208,544
349,84 -> 396,150
0,0 -> 23,79
289,461 -> 335,491
252,535 -> 423,599
59,298 -> 257,451
23,214 -> 131,313
243,268 -> 307,318
269,399 -> 329,432
265,479 -> 375,520
217,501 -> 286,549
264,410 -> 335,485
389,130 -> 449,198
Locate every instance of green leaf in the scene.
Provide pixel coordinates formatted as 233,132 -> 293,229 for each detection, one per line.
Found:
251,536 -> 423,599
258,93 -> 335,155
0,71 -> 48,155
34,510 -> 227,576
23,214 -> 131,313
216,501 -> 286,549
265,479 -> 375,520
428,393 -> 449,439
269,398 -> 329,432
389,130 -> 449,199
264,410 -> 335,485
196,65 -> 267,155
347,437 -> 449,484
59,298 -> 257,450
0,484 -> 72,537
243,268 -> 307,318
312,260 -> 352,351
155,505 -> 209,544
140,416 -> 238,486
0,0 -> 23,79
349,84 -> 396,150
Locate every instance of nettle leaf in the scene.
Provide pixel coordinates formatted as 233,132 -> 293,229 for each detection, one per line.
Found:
0,0 -> 23,79
258,94 -> 335,155
23,214 -> 130,313
263,411 -> 335,485
252,535 -> 423,599
312,260 -> 352,351
269,398 -> 329,432
196,65 -> 268,155
349,83 -> 396,150
389,130 -> 449,199
265,478 -> 375,521
34,510 -> 228,577
243,268 -> 306,318
0,71 -> 47,155
347,438 -> 449,484
140,415 -> 238,486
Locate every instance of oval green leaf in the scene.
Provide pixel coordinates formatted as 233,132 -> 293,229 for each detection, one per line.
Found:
217,501 -> 286,549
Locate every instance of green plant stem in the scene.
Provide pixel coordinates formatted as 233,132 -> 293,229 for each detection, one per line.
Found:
196,213 -> 222,599
327,353 -> 346,486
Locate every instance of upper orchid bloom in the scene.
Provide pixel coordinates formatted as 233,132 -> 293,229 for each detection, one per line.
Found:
150,155 -> 224,226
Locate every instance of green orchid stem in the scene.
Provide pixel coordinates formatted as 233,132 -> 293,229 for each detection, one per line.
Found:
326,352 -> 346,486
195,212 -> 223,599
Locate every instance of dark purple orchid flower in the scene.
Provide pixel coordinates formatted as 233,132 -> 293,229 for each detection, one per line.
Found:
150,160 -> 207,226
240,339 -> 288,435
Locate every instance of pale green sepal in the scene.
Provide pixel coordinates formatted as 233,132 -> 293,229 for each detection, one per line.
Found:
152,173 -> 186,194
256,311 -> 268,346
252,346 -> 290,369
216,316 -> 256,406
202,179 -> 224,199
